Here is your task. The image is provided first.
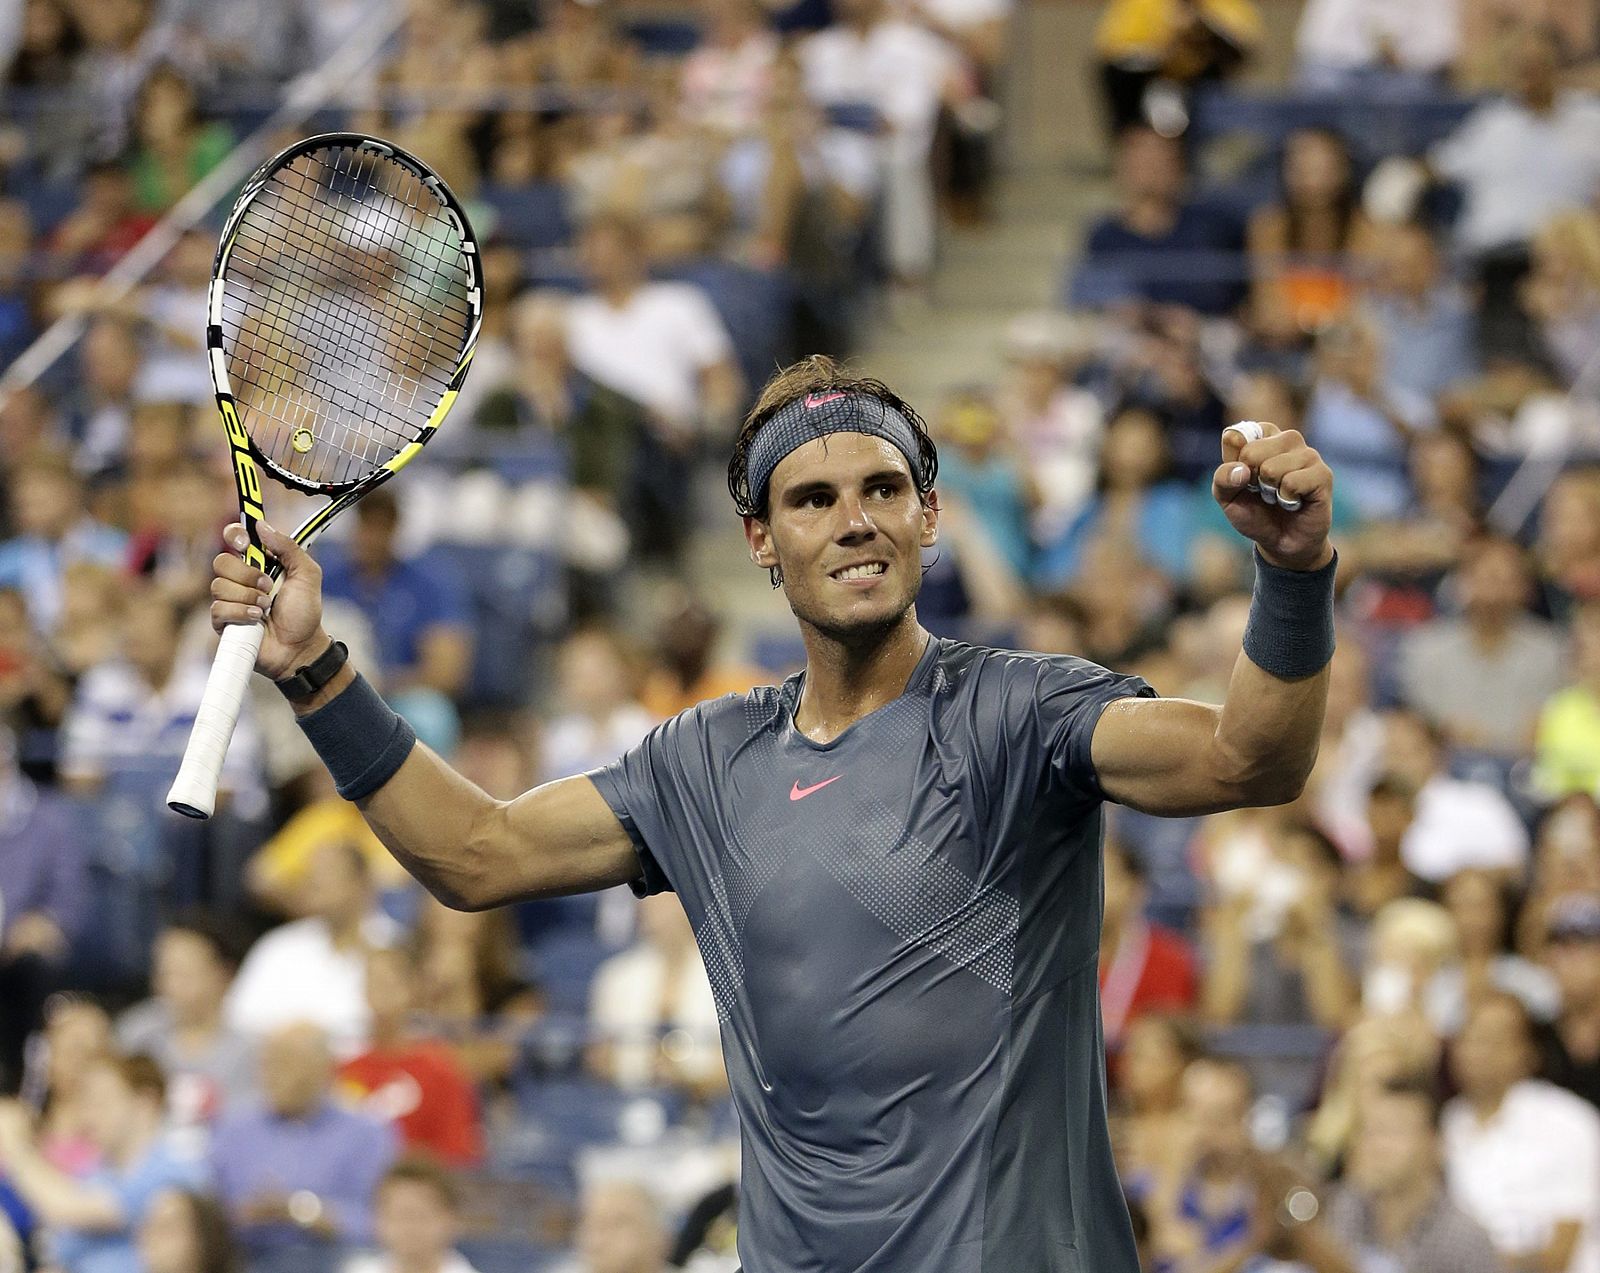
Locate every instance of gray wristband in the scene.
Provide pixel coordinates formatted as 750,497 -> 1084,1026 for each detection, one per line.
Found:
296,672 -> 417,802
1242,549 -> 1337,681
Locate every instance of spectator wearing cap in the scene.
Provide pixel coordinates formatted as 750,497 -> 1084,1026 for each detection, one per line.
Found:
210,1023 -> 397,1273
0,1053 -> 208,1273
116,915 -> 255,1126
344,1157 -> 481,1273
1443,993 -> 1600,1273
1538,895 -> 1600,1109
1399,536 -> 1567,758
1325,1077 -> 1501,1273
0,722 -> 88,1093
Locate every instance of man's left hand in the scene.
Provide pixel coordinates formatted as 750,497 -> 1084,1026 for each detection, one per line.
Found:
1213,423 -> 1334,572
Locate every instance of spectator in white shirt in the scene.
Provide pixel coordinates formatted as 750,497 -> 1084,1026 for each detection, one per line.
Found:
588,893 -> 724,1099
567,1180 -> 672,1273
224,842 -> 401,1054
798,0 -> 959,286
1430,25 -> 1600,260
344,1158 -> 480,1273
59,586 -> 266,816
566,214 -> 742,445
1296,0 -> 1462,91
1443,993 -> 1600,1273
1376,708 -> 1530,884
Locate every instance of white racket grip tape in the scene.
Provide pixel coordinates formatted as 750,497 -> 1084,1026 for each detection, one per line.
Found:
167,622 -> 266,819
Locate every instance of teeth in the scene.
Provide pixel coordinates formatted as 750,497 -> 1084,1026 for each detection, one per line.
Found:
835,564 -> 886,580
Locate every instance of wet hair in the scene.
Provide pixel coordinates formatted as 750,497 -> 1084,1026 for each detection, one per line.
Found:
727,356 -> 939,586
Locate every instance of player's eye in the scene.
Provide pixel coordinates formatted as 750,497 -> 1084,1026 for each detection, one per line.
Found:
805,493 -> 830,509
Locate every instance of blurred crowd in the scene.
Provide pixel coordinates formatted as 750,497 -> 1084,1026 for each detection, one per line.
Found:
9,0 -> 1600,1271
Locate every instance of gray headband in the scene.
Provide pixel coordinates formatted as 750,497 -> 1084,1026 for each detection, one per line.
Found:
748,392 -> 923,511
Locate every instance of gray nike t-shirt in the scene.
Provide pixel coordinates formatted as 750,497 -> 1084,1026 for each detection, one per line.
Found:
589,635 -> 1154,1273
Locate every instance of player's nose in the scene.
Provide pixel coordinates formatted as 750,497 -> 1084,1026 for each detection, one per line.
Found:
834,494 -> 877,541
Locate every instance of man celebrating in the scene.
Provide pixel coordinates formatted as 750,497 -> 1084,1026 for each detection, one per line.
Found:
206,356 -> 1337,1273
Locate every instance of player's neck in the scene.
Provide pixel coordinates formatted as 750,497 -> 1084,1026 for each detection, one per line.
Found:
794,617 -> 930,745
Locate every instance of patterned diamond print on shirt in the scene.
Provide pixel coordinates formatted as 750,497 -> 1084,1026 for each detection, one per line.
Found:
695,873 -> 744,1022
809,796 -> 1019,994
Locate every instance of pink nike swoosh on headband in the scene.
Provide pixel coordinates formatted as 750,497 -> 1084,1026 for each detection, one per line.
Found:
803,392 -> 847,409
790,775 -> 844,800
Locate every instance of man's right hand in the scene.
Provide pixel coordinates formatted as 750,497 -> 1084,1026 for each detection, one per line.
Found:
210,521 -> 330,681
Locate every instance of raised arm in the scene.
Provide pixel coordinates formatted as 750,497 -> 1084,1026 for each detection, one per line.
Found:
1093,424 -> 1335,816
209,522 -> 640,910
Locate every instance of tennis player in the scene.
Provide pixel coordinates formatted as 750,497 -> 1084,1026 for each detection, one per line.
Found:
208,357 -> 1337,1273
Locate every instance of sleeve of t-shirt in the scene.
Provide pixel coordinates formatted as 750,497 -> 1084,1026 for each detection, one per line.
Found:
587,704 -> 722,899
1012,654 -> 1158,807
1431,109 -> 1490,182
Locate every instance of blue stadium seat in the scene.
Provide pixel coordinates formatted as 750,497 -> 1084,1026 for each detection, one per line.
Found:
1188,86 -> 1480,160
479,182 -> 573,250
622,17 -> 703,56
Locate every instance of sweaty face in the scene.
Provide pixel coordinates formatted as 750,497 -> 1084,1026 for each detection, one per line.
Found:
751,433 -> 937,643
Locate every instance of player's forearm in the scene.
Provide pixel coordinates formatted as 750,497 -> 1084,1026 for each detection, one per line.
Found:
1210,651 -> 1330,806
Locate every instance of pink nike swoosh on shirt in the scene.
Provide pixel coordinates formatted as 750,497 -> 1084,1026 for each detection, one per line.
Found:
790,775 -> 844,801
803,391 -> 847,409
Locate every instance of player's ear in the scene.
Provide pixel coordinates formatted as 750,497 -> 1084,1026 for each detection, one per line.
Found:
919,488 -> 939,548
743,514 -> 777,569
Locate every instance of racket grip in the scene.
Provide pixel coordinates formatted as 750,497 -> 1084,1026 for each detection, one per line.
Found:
167,622 -> 266,819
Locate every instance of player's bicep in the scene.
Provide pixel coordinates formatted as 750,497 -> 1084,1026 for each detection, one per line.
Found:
1090,695 -> 1247,816
482,774 -> 643,905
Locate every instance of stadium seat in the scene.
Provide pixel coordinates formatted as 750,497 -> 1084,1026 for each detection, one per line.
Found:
479,182 -> 573,250
621,17 -> 703,56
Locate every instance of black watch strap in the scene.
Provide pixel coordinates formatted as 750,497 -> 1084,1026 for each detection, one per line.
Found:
275,639 -> 348,702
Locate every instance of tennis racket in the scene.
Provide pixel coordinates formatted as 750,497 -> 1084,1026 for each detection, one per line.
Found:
167,132 -> 482,819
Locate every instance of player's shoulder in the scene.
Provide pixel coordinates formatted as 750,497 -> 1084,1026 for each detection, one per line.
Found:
653,678 -> 791,743
931,637 -> 1129,691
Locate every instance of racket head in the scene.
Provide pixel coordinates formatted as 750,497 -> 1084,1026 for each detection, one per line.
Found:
210,133 -> 482,505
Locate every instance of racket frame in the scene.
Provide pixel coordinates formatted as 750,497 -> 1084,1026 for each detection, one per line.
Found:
168,132 -> 482,819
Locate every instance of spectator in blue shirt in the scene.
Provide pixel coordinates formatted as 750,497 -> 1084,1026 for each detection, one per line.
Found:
0,449 -> 127,634
209,1023 -> 397,1273
0,1053 -> 207,1273
316,490 -> 472,699
0,722 -> 89,1092
1358,220 -> 1478,403
1070,126 -> 1245,317
1034,404 -> 1199,589
316,488 -> 473,753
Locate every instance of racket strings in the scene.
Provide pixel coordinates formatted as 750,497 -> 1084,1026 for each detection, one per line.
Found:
219,144 -> 474,486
